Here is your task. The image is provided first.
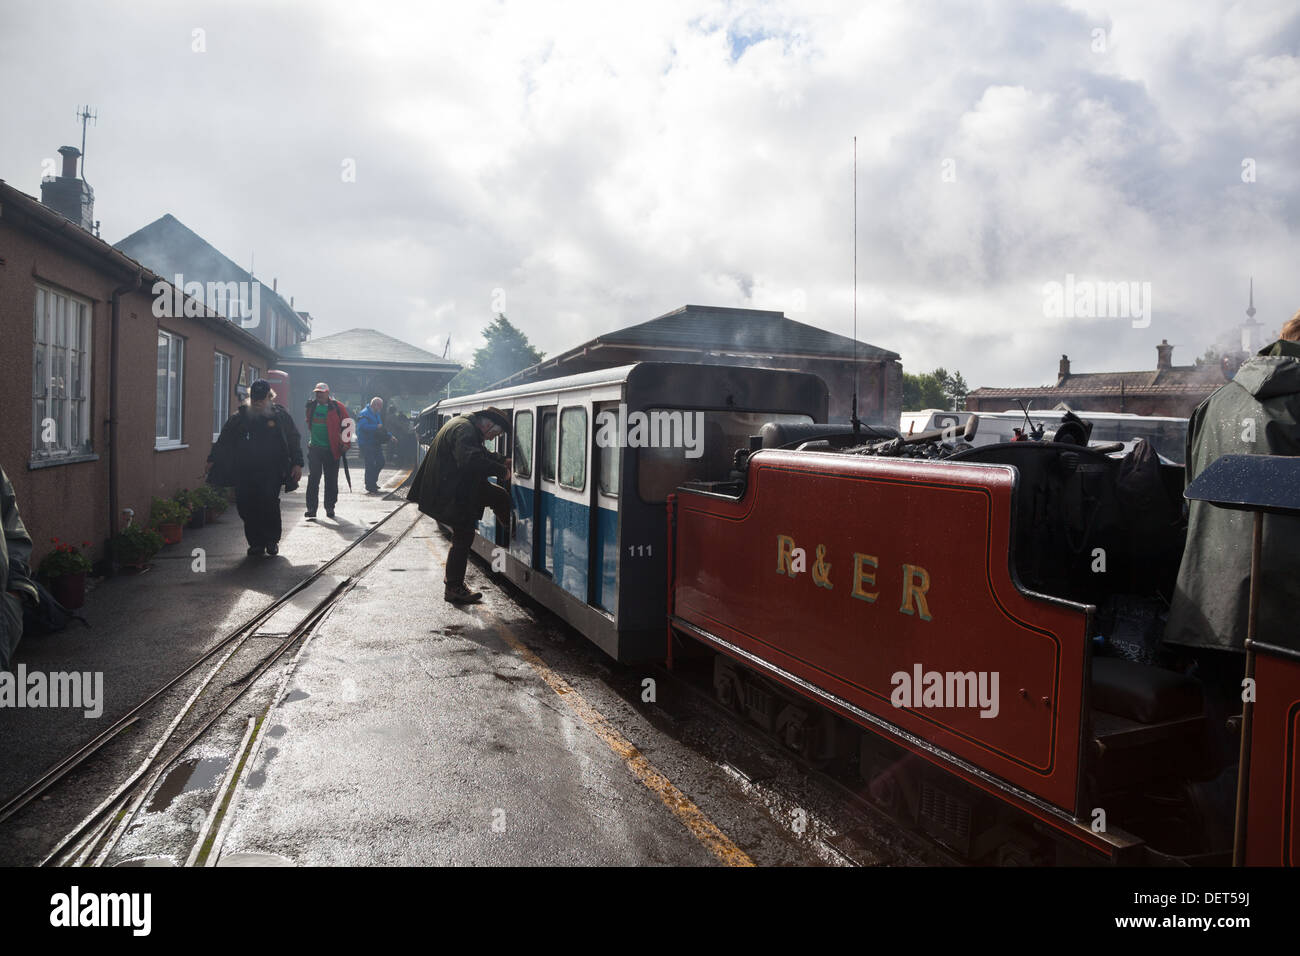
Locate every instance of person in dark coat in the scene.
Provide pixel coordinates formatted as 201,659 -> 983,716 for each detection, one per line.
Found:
410,407 -> 512,603
209,380 -> 304,557
1166,309 -> 1300,759
2,465 -> 38,670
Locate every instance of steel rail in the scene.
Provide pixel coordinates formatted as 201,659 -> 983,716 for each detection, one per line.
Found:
0,496 -> 413,829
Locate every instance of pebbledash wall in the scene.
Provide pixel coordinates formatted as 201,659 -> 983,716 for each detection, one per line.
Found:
0,180 -> 277,568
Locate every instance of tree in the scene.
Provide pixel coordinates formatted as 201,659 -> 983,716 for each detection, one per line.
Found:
1195,346 -> 1223,367
448,314 -> 544,396
903,367 -> 968,411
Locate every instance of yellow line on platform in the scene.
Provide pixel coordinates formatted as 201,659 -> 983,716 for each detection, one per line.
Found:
419,536 -> 753,867
493,621 -> 755,868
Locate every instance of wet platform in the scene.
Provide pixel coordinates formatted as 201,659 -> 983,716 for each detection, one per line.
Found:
211,509 -> 817,866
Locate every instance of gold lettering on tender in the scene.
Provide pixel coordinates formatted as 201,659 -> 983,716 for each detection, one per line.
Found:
851,553 -> 879,602
899,564 -> 933,621
811,544 -> 833,590
776,534 -> 797,577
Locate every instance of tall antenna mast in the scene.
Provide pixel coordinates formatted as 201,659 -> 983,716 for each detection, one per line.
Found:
75,105 -> 97,178
851,135 -> 861,435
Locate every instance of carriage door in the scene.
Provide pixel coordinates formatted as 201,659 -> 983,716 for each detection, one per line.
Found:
510,408 -> 535,565
535,406 -> 558,574
590,402 -> 620,616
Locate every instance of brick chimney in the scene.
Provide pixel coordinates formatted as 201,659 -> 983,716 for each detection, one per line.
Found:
1156,339 -> 1173,371
1058,354 -> 1070,383
40,145 -> 95,231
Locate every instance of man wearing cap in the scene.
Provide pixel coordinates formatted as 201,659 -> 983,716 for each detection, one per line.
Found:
209,380 -> 304,556
410,407 -> 513,604
304,382 -> 352,519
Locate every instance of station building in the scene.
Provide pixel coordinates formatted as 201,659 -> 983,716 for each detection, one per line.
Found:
487,304 -> 903,426
965,341 -> 1230,418
0,173 -> 275,571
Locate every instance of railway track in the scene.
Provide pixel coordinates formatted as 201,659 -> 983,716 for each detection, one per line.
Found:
650,659 -> 962,866
1,483 -> 421,868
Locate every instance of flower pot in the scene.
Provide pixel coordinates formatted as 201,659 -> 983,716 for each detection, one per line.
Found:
205,506 -> 226,523
187,508 -> 206,530
158,522 -> 184,545
48,571 -> 86,609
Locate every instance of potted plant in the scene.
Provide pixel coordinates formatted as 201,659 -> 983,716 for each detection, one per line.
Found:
113,523 -> 164,571
150,495 -> 190,545
38,538 -> 94,609
196,484 -> 229,522
177,488 -> 206,530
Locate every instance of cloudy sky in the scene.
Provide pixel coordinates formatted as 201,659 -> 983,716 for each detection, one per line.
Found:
2,0 -> 1297,389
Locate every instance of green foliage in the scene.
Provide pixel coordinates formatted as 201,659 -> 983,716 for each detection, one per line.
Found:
39,538 -> 93,578
903,367 -> 968,411
1196,346 -> 1223,367
150,495 -> 190,527
175,488 -> 207,515
193,485 -> 229,511
113,524 -> 164,563
448,314 -> 544,397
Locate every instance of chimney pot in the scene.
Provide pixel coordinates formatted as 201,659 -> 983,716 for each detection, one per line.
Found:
1058,354 -> 1070,380
1156,339 -> 1174,371
57,145 -> 80,179
273,277 -> 277,292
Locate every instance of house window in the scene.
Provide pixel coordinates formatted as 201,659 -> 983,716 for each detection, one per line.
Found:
31,284 -> 92,461
213,352 -> 231,441
156,330 -> 185,447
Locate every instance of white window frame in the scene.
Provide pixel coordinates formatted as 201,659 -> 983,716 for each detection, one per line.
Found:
31,283 -> 93,462
213,351 -> 231,441
156,329 -> 185,449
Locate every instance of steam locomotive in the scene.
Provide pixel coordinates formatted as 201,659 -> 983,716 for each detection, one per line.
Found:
423,363 -> 1297,866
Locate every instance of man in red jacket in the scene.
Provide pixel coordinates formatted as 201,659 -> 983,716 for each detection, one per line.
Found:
304,382 -> 352,519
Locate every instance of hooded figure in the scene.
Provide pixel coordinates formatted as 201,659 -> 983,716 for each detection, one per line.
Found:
410,407 -> 512,603
1166,333 -> 1300,657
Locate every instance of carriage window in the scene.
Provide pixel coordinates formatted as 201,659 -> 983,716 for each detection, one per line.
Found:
637,410 -> 813,503
596,406 -> 620,497
559,406 -> 587,491
514,410 -> 533,478
541,411 -> 557,482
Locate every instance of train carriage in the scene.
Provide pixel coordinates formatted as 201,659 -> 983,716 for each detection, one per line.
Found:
423,363 -> 828,662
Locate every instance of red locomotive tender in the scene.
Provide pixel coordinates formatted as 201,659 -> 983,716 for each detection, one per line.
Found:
666,425 -> 1297,865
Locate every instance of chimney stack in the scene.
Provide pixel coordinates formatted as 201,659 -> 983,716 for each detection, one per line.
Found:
40,145 -> 95,231
1058,354 -> 1070,382
1156,339 -> 1173,371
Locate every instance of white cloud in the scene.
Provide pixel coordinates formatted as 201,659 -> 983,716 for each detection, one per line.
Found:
1,0 -> 1296,395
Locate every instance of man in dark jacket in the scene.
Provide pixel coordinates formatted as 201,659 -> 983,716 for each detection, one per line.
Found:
2,465 -> 39,670
209,380 -> 305,557
411,407 -> 512,604
304,382 -> 352,519
1166,311 -> 1300,707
